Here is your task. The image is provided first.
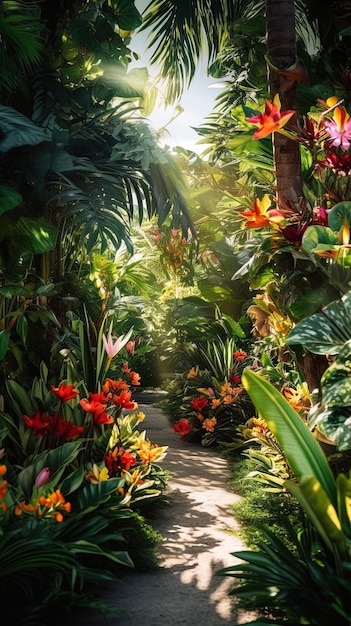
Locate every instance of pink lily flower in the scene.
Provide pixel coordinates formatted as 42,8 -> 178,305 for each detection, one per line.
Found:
102,330 -> 132,359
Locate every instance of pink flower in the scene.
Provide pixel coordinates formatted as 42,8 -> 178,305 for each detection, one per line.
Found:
35,467 -> 50,488
103,331 -> 131,359
324,106 -> 351,150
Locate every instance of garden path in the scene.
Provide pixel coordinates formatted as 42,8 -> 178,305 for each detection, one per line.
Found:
78,392 -> 255,626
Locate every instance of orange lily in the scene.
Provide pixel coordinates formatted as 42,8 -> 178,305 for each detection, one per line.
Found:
240,194 -> 284,228
247,94 -> 295,139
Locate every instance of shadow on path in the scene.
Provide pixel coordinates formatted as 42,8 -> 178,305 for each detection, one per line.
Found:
77,397 -> 255,625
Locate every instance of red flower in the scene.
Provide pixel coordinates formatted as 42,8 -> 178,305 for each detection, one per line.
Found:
23,411 -> 50,436
80,396 -> 114,425
104,447 -> 136,475
50,413 -> 84,441
50,383 -> 79,402
172,419 -> 193,436
234,350 -> 247,362
190,395 -> 209,411
230,374 -> 241,385
112,390 -> 138,410
102,378 -> 129,394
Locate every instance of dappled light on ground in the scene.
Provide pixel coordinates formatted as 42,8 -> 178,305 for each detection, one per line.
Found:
77,400 -> 256,625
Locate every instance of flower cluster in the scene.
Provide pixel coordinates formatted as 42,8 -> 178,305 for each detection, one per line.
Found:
171,351 -> 253,445
242,96 -> 351,248
15,489 -> 71,523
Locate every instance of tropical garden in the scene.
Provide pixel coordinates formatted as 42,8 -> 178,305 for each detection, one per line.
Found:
1,0 -> 351,624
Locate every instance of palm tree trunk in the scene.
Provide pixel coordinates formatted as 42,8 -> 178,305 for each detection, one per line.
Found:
266,0 -> 302,206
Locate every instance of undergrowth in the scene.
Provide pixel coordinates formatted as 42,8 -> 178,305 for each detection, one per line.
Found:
227,456 -> 303,551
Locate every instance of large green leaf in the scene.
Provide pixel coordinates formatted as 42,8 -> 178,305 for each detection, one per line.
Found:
0,105 -> 50,152
8,217 -> 58,254
328,201 -> 351,232
287,477 -> 347,559
0,184 -> 22,215
77,479 -> 123,515
112,0 -> 142,30
242,370 -> 336,505
286,291 -> 351,355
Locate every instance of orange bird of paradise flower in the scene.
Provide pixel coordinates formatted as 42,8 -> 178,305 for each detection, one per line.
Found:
240,194 -> 284,228
247,94 -> 295,139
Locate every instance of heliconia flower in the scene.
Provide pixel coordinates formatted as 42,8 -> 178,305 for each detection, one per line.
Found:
53,415 -> 84,441
324,105 -> 351,150
50,383 -> 79,402
247,94 -> 295,139
104,447 -> 137,474
240,195 -> 284,228
35,467 -> 50,489
230,374 -> 241,385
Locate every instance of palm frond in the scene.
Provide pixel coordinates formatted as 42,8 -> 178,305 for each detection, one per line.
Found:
0,1 -> 44,93
141,0 -> 252,102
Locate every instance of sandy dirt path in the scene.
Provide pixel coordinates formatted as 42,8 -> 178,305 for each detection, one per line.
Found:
77,395 -> 255,625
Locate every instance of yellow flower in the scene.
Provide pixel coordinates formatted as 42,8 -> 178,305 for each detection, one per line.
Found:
85,463 -> 109,484
138,439 -> 168,464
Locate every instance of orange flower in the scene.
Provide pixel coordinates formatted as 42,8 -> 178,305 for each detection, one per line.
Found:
0,465 -> 6,476
203,417 -> 217,432
247,94 -> 295,139
187,366 -> 199,378
240,195 -> 284,228
211,398 -> 221,409
282,386 -> 310,412
234,349 -> 248,361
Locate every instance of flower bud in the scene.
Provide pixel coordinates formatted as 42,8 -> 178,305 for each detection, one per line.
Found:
35,467 -> 50,489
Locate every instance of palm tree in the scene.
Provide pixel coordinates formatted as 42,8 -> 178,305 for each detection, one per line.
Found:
139,0 -> 307,206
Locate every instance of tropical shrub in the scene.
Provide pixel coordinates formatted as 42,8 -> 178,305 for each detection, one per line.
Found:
0,321 -> 168,623
219,370 -> 351,625
165,336 -> 254,446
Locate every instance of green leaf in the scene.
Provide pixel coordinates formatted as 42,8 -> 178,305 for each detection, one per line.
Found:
242,370 -> 336,506
287,477 -> 347,559
8,217 -> 57,255
113,0 -> 142,30
16,315 -> 28,345
286,292 -> 351,355
328,201 -> 351,231
302,225 -> 339,256
0,330 -> 10,360
77,479 -> 123,515
0,184 -> 22,215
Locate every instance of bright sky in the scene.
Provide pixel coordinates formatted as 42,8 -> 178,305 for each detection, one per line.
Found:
132,0 -> 221,153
